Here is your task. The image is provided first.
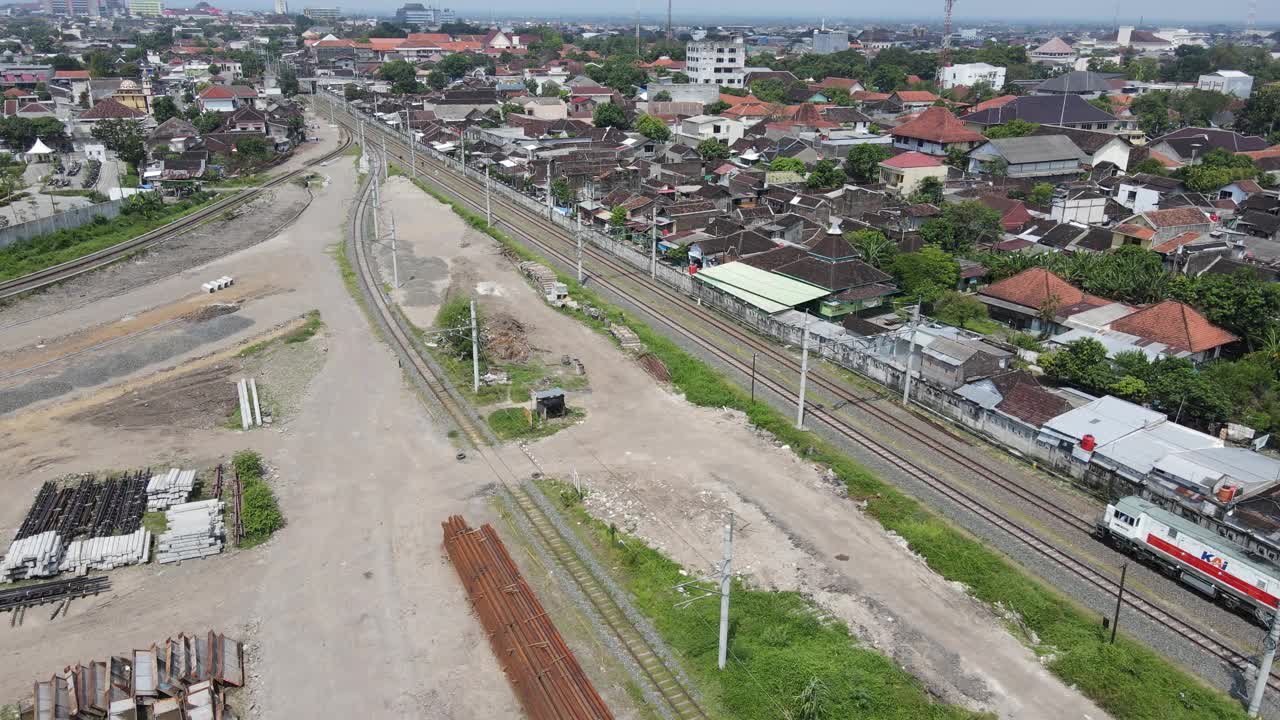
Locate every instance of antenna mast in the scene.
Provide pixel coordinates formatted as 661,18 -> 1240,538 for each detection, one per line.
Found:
941,0 -> 955,68
667,0 -> 672,41
1248,0 -> 1257,34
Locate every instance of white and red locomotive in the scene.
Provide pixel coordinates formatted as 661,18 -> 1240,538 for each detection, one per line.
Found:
1096,496 -> 1280,626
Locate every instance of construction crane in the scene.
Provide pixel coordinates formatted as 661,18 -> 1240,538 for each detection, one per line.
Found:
941,0 -> 955,68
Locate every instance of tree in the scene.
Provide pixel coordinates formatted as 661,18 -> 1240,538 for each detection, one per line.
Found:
934,291 -> 989,329
982,119 -> 1039,139
770,156 -> 806,174
705,100 -> 730,115
192,111 -> 225,134
847,229 -> 896,269
805,159 -> 845,189
750,77 -> 788,103
369,21 -> 407,38
634,114 -> 671,141
671,72 -> 690,84
1027,183 -> 1054,207
845,144 -> 892,184
1130,157 -> 1169,176
945,145 -> 969,170
592,102 -> 629,129
90,118 -> 146,170
379,59 -> 423,94
208,64 -> 222,76
696,138 -> 730,161
539,80 -> 562,97
908,176 -> 943,205
1238,85 -> 1280,137
427,70 -> 447,90
652,90 -> 672,102
609,205 -> 628,236
987,157 -> 1009,185
1040,338 -> 1113,395
890,246 -> 959,305
50,54 -> 82,71
279,64 -> 299,96
870,64 -> 907,92
151,96 -> 179,124
919,201 -> 1003,254
550,178 -> 575,207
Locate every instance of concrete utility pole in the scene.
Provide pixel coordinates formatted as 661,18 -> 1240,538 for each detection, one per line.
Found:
389,212 -> 399,289
381,133 -> 389,180
406,114 -> 416,178
650,205 -> 658,280
576,211 -> 584,283
718,512 -> 733,671
485,164 -> 492,227
470,299 -> 480,394
1249,611 -> 1280,717
796,313 -> 811,429
546,159 -> 554,219
1109,562 -> 1127,644
902,301 -> 921,404
372,172 -> 381,241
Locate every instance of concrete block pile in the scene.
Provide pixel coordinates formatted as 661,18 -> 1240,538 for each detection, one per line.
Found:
156,501 -> 225,564
146,468 -> 197,511
0,531 -> 63,582
59,528 -> 151,574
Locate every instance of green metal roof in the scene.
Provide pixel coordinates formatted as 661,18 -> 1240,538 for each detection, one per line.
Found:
696,262 -> 830,314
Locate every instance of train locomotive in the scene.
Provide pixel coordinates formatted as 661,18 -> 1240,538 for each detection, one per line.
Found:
1095,496 -> 1279,626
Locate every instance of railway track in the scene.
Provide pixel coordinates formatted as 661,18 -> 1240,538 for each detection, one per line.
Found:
323,96 -> 1280,696
0,131 -> 353,301
346,155 -> 708,719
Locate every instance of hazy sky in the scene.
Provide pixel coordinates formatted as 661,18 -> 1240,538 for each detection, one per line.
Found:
247,0 -> 1278,24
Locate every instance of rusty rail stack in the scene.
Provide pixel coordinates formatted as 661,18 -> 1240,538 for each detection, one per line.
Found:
443,515 -> 613,720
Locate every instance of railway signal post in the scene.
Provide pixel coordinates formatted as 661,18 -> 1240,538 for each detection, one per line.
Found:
1249,611 -> 1280,717
1109,562 -> 1127,644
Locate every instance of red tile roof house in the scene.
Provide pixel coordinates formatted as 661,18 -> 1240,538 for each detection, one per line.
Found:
975,195 -> 1034,232
1109,207 -> 1213,250
977,267 -> 1109,334
197,84 -> 258,113
890,106 -> 985,156
1108,299 -> 1237,361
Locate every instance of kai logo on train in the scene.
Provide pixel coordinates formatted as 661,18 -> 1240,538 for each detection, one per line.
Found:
1201,551 -> 1229,572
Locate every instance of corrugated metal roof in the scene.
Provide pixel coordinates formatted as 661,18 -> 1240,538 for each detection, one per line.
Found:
695,262 -> 830,314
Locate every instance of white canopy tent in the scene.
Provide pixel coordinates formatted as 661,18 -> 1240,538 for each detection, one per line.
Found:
24,138 -> 54,161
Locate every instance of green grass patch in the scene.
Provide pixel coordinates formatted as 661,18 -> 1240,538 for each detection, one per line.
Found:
959,317 -> 1003,336
284,310 -> 323,344
0,192 -> 219,282
122,170 -> 140,188
487,406 -> 583,441
1,703 -> 18,720
233,450 -> 282,547
44,189 -> 109,201
207,172 -> 271,189
546,480 -> 986,720
402,168 -> 1252,720
142,511 -> 168,536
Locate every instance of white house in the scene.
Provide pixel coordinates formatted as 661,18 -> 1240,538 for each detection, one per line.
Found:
941,62 -> 1006,90
685,36 -> 745,87
1051,189 -> 1109,224
675,115 -> 745,146
1197,70 -> 1254,98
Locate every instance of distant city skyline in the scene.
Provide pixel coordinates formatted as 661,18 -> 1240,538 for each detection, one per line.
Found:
216,0 -> 1279,25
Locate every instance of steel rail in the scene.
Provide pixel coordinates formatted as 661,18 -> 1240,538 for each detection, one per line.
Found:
0,132 -> 353,301
328,102 -> 1280,695
346,152 -> 710,719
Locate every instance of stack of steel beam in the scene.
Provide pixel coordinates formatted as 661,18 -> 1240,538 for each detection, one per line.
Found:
0,530 -> 63,582
443,515 -> 613,720
155,501 -> 225,564
59,528 -> 151,574
146,469 -> 197,511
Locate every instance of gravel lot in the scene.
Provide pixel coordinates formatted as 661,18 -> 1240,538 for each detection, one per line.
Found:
0,119 -> 525,718
380,179 -> 1106,718
0,184 -> 311,332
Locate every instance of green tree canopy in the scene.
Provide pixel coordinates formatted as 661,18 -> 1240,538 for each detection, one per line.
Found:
634,114 -> 671,141
696,138 -> 730,161
890,246 -> 958,304
378,59 -> 423,94
770,156 -> 806,173
845,144 -> 893,184
805,159 -> 845,189
151,96 -> 179,124
919,201 -> 1002,254
90,118 -> 146,169
592,102 -> 629,129
846,229 -> 896,269
934,291 -> 989,329
982,119 -> 1039,139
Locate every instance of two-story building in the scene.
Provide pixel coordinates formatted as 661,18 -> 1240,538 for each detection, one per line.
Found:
889,106 -> 985,157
